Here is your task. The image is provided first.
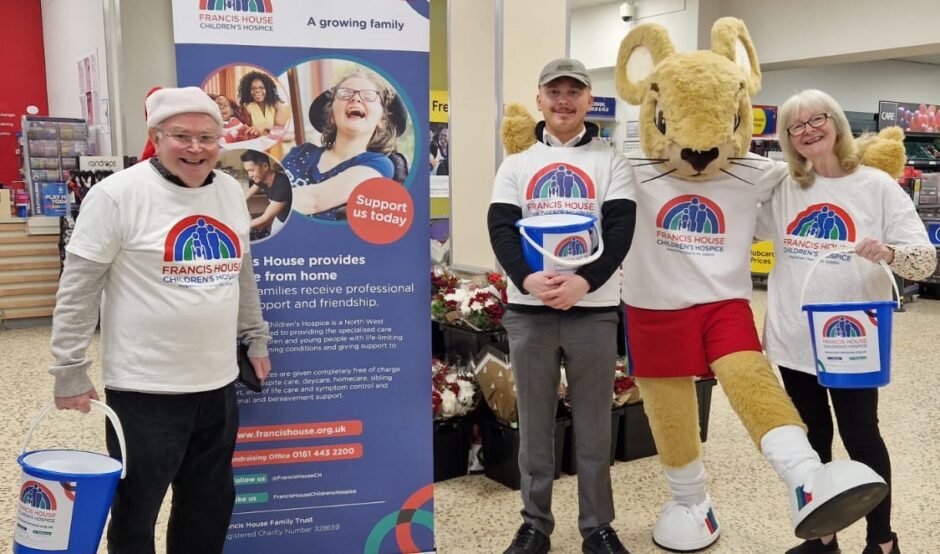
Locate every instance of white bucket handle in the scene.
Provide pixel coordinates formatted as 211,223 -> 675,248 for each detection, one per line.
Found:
799,247 -> 901,310
519,220 -> 605,268
22,399 -> 127,479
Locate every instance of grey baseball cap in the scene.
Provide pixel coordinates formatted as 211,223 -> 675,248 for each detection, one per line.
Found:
538,58 -> 591,87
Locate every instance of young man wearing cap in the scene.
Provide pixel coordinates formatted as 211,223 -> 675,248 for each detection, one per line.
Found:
49,86 -> 271,553
488,58 -> 637,554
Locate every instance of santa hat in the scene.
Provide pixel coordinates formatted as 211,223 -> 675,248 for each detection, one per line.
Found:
145,86 -> 223,128
137,86 -> 163,163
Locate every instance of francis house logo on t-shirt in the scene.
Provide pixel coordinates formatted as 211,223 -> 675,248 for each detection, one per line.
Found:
161,215 -> 243,288
525,163 -> 597,216
783,203 -> 856,261
654,195 -> 727,256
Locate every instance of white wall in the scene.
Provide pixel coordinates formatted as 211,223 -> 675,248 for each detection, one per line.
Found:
718,0 -> 940,68
757,60 -> 940,114
41,0 -> 111,153
571,0 -> 700,70
116,0 -> 177,158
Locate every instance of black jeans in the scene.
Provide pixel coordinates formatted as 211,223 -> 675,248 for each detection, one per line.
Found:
104,383 -> 239,554
779,367 -> 893,544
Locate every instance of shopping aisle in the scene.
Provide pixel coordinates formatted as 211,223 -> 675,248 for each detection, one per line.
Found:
2,291 -> 939,553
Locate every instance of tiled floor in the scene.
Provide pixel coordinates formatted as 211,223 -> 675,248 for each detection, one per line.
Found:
3,290 -> 939,553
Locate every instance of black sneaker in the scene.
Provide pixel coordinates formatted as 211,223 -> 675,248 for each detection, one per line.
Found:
786,536 -> 840,554
582,526 -> 629,554
503,523 -> 550,554
862,533 -> 899,554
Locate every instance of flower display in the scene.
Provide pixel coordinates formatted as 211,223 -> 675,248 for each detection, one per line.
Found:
432,358 -> 479,420
560,356 -> 640,408
613,357 -> 640,407
431,267 -> 507,331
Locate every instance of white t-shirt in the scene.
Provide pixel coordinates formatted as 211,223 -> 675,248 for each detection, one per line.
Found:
491,140 -> 634,307
757,165 -> 931,374
66,162 -> 251,392
622,152 -> 788,309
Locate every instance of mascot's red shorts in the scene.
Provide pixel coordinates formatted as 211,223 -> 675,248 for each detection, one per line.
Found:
625,299 -> 761,378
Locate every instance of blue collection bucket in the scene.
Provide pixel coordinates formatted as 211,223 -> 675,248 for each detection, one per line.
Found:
517,213 -> 604,272
800,248 -> 900,388
14,400 -> 127,554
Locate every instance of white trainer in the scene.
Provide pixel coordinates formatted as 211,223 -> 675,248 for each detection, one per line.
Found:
791,459 -> 888,539
652,495 -> 721,552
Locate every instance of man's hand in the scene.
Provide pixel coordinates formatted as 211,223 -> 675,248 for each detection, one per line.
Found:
55,388 -> 100,413
250,356 -> 272,382
523,271 -> 560,300
540,274 -> 590,310
855,238 -> 894,264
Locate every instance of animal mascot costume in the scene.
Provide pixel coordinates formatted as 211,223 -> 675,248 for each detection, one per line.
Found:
502,17 -> 905,552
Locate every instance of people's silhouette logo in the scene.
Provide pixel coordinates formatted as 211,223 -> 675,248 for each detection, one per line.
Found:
823,315 -> 866,338
200,0 -> 273,13
164,216 -> 241,262
786,203 -> 855,242
554,236 -> 589,258
526,164 -> 596,200
656,195 -> 725,234
20,481 -> 56,510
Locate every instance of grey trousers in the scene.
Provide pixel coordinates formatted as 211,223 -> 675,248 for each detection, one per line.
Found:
502,309 -> 619,538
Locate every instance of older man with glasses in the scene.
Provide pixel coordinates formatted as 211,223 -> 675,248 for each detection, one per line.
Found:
49,87 -> 271,554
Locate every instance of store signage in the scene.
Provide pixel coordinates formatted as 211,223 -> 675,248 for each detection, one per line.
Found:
588,96 -> 616,119
430,90 -> 448,124
78,156 -> 122,171
172,1 -> 432,552
752,105 -> 777,137
879,100 -> 940,133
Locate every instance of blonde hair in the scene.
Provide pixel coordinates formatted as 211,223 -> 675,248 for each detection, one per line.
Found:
778,89 -> 860,187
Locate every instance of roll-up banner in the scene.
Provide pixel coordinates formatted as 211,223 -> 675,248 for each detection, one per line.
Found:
171,2 -> 432,552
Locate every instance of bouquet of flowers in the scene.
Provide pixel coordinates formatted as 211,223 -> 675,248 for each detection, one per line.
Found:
432,358 -> 479,420
430,267 -> 507,331
612,357 -> 640,407
560,356 -> 640,408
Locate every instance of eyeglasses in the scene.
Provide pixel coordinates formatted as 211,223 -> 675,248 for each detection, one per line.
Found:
786,113 -> 832,136
157,129 -> 221,147
334,87 -> 381,102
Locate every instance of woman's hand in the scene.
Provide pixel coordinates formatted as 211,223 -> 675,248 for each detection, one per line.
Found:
855,237 -> 894,264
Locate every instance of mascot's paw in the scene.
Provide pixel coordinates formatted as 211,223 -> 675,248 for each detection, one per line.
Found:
791,459 -> 888,539
859,126 -> 906,179
652,496 -> 720,552
501,102 -> 537,155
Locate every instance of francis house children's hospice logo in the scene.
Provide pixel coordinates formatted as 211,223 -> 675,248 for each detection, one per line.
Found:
525,163 -> 597,216
654,195 -> 727,256
161,215 -> 243,288
197,0 -> 275,32
783,203 -> 856,261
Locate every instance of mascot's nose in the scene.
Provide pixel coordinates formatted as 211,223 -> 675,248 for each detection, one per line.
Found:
680,148 -> 720,172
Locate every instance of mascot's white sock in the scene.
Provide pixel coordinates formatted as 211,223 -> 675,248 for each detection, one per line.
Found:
665,458 -> 708,505
761,425 -> 822,490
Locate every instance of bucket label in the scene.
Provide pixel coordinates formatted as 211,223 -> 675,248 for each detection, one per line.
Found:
811,310 -> 880,374
543,231 -> 592,273
15,476 -> 76,550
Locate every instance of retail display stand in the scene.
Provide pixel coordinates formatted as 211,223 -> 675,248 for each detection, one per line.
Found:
20,116 -> 89,217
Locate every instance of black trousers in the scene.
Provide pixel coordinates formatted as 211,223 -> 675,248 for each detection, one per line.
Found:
779,367 -> 893,544
104,383 -> 239,554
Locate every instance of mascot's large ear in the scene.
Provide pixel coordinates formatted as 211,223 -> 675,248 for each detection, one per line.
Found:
710,17 -> 761,96
615,23 -> 676,105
